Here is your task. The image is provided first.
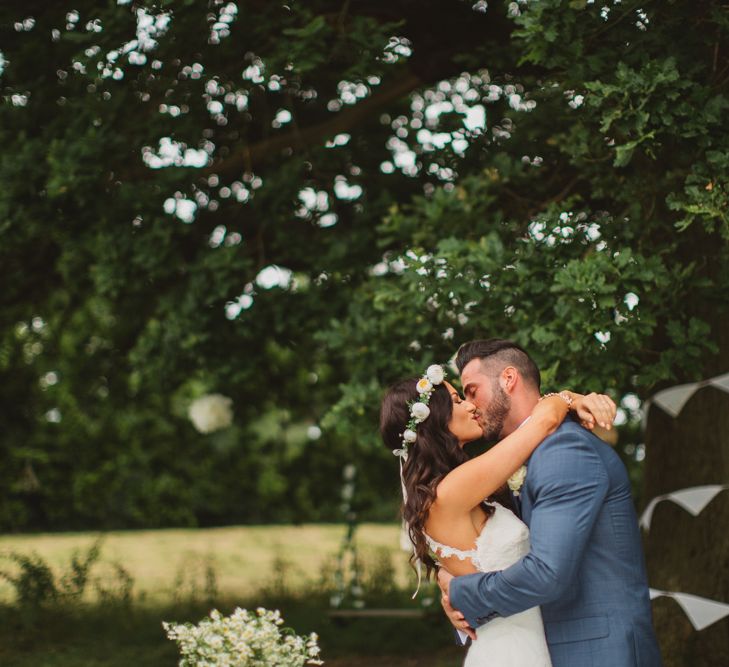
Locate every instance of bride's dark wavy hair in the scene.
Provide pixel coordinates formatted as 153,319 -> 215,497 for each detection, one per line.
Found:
380,378 -> 494,581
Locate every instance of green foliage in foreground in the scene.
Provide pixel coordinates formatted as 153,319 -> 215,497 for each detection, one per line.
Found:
1,1 -> 728,530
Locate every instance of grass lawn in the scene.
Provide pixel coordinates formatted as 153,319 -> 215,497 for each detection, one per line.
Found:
0,524 -> 463,666
0,523 -> 410,603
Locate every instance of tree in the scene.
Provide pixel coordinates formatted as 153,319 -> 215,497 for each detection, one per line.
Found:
319,3 -> 729,663
1,2 -> 728,660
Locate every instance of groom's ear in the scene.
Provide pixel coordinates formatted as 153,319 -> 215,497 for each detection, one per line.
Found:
500,366 -> 519,393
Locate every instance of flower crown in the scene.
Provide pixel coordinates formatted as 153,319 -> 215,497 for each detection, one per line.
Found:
393,364 -> 446,461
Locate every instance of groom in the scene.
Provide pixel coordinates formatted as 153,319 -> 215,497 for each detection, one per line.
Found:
437,339 -> 662,666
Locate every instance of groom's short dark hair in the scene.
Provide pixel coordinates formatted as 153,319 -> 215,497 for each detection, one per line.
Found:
455,339 -> 541,390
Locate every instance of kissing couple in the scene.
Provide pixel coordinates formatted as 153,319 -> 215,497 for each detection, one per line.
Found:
380,338 -> 663,666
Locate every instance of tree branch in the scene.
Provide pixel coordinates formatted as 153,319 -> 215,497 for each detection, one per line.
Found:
202,70 -> 422,179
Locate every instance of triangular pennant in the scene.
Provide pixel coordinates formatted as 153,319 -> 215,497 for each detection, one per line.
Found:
640,485 -> 728,530
647,371 -> 729,423
667,485 -> 728,516
639,495 -> 668,531
649,589 -> 729,631
652,382 -> 700,417
672,592 -> 729,631
708,372 -> 729,394
649,588 -> 666,600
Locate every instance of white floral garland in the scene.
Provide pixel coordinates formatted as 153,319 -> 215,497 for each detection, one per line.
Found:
393,364 -> 446,460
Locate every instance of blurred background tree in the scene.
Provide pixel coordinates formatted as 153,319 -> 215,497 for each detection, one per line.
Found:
2,1 -> 728,660
1,3 -> 728,658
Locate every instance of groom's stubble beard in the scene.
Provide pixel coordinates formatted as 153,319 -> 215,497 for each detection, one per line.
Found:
478,381 -> 512,441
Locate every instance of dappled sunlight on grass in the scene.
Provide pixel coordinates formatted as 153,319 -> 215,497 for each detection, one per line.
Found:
0,523 -> 410,603
0,524 -> 460,666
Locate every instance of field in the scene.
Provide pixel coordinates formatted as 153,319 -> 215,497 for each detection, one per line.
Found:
0,523 -> 410,602
0,524 -> 462,666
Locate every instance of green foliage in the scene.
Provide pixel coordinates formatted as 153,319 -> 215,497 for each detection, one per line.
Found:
0,537 -> 107,624
171,554 -> 219,607
0,0 -> 727,529
0,534 -> 454,666
0,551 -> 59,610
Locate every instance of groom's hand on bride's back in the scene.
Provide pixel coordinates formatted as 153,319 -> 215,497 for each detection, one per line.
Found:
437,568 -> 477,641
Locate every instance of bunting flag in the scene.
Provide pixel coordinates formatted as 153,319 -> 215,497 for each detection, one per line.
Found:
646,371 -> 729,420
650,589 -> 729,631
640,484 -> 729,531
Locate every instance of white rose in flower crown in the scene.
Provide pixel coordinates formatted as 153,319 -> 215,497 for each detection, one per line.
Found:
188,393 -> 234,434
411,402 -> 430,422
507,465 -> 528,496
403,429 -> 417,443
416,377 -> 433,394
426,364 -> 445,385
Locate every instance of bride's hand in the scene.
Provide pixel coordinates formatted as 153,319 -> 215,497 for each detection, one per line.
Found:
564,391 -> 617,431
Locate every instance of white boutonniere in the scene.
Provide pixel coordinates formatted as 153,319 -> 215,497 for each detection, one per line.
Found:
507,465 -> 527,496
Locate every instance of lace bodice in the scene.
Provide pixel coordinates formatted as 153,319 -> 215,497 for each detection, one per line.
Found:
425,534 -> 483,570
426,502 -> 530,573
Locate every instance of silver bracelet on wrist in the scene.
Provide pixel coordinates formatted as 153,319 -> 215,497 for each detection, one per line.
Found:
540,391 -> 573,409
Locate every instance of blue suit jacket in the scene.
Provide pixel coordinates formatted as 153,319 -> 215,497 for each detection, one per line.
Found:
450,419 -> 663,667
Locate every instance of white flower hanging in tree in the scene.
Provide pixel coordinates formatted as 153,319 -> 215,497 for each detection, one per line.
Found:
188,393 -> 234,434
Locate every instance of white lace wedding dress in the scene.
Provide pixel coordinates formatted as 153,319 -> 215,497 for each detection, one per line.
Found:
426,502 -> 552,666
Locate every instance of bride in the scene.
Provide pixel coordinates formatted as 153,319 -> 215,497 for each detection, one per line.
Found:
379,365 -> 615,666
